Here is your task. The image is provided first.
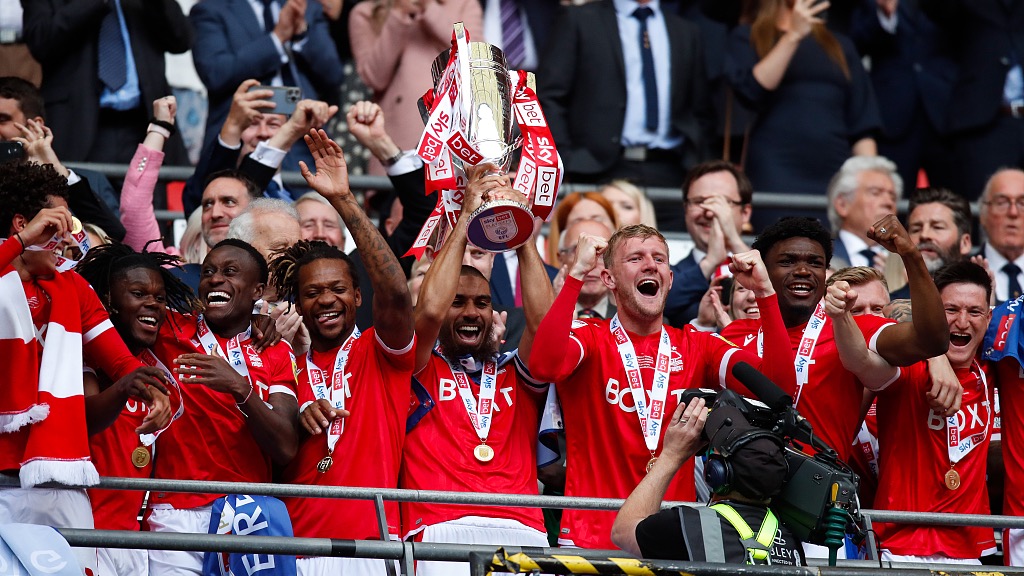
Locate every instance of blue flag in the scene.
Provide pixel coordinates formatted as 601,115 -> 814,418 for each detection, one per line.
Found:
983,295 -> 1024,366
203,494 -> 297,576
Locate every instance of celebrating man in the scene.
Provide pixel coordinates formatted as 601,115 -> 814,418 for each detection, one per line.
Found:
529,224 -> 796,549
272,129 -> 416,576
401,166 -> 554,575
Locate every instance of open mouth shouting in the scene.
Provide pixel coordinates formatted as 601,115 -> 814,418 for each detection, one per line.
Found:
949,331 -> 972,349
454,322 -> 485,347
636,278 -> 660,298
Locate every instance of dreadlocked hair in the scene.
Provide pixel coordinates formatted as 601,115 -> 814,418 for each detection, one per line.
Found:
269,240 -> 358,305
76,240 -> 202,315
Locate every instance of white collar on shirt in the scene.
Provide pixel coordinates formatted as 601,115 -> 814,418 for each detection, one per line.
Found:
612,0 -> 662,16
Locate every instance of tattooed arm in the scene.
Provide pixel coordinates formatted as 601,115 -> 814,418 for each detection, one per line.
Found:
300,129 -> 414,351
884,299 -> 912,323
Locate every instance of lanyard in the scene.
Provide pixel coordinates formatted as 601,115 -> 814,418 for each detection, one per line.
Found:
610,314 -> 672,454
306,327 -> 361,454
758,300 -> 827,406
137,348 -> 185,447
448,357 -> 498,444
194,315 -> 253,384
947,360 -> 991,465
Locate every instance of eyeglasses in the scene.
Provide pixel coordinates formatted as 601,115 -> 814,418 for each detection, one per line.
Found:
984,196 -> 1024,213
685,197 -> 745,209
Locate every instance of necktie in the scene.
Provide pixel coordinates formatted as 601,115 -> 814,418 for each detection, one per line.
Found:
632,6 -> 658,132
97,0 -> 128,91
500,0 -> 526,70
859,248 -> 876,268
262,0 -> 297,86
578,308 -> 602,320
265,179 -> 289,200
1005,262 -> 1023,300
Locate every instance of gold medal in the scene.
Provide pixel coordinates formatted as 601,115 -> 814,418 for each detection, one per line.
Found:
646,456 -> 658,474
317,455 -> 334,474
473,444 -> 494,463
131,446 -> 151,469
944,469 -> 961,490
70,216 -> 84,235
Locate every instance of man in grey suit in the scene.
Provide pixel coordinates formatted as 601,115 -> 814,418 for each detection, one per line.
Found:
827,156 -> 903,271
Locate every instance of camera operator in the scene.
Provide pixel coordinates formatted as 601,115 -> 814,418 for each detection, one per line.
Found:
613,396 -> 805,566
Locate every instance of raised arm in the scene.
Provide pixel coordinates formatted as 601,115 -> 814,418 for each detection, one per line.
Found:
528,233 -> 607,383
121,97 -> 177,253
299,129 -> 414,350
411,165 -> 498,372
515,219 -> 555,366
750,0 -> 828,91
871,215 -> 950,364
824,280 -> 900,390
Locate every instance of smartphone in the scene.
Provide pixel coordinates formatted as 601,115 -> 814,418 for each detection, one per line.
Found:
0,141 -> 25,164
248,85 -> 302,116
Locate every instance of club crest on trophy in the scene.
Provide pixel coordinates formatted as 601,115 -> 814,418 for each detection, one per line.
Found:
408,22 -> 562,254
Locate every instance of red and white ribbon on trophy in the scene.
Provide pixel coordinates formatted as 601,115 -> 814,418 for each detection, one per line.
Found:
407,24 -> 562,257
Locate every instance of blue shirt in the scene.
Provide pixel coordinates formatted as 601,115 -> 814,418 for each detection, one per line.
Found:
613,0 -> 682,150
98,0 -> 141,111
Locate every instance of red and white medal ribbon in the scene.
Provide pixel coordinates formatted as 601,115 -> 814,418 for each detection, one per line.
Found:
610,314 -> 672,454
449,358 -> 498,446
18,216 -> 93,272
194,315 -> 253,384
306,327 -> 361,455
756,300 -> 826,406
138,348 -> 185,447
946,359 -> 990,464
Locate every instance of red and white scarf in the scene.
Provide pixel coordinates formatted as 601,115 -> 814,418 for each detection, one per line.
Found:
0,251 -> 98,488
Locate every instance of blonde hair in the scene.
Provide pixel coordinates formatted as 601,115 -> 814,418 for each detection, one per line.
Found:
179,207 -> 208,265
600,180 -> 657,228
826,265 -> 888,290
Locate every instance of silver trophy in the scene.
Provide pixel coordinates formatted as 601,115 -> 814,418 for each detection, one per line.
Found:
421,23 -> 536,252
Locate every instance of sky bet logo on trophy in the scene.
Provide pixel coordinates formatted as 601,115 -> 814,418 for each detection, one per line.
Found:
409,22 -> 562,254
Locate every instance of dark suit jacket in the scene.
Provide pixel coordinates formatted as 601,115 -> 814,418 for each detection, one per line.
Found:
664,250 -> 710,327
477,0 -> 560,57
189,0 -> 344,152
922,0 -> 1024,133
22,0 -> 193,162
181,140 -> 281,215
537,0 -> 713,177
849,0 -> 956,138
490,255 -> 559,308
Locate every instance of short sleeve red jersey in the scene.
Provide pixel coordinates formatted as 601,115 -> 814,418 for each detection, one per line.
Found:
995,360 -> 1024,515
720,314 -> 895,461
555,319 -> 746,549
874,361 -> 995,558
283,328 -> 415,540
150,312 -> 298,509
400,351 -> 546,536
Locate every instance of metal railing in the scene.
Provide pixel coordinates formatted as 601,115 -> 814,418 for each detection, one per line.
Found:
4,475 -> 1022,575
68,161 -> 947,223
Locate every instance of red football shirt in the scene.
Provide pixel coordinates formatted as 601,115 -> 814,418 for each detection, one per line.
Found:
150,312 -> 298,509
530,277 -> 795,549
283,329 -> 415,539
874,361 -> 995,558
720,314 -> 896,461
996,360 -> 1023,516
400,352 -> 546,536
88,374 -> 156,531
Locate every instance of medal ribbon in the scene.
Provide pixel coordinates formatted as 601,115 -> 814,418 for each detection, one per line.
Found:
610,314 -> 672,453
138,348 -> 186,447
194,315 -> 253,384
306,327 -> 361,454
757,300 -> 827,406
449,358 -> 498,444
946,359 -> 990,465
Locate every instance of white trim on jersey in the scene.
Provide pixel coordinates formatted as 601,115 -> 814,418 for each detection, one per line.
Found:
719,348 -> 739,389
83,319 -> 114,343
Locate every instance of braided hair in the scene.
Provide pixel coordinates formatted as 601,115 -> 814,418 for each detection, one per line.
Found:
269,240 -> 358,306
76,240 -> 202,315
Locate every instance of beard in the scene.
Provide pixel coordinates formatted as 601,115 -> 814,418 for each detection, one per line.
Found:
438,323 -> 500,363
919,242 -> 958,273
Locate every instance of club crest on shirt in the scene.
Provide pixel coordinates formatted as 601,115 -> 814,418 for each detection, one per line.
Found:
245,345 -> 263,368
636,348 -> 684,372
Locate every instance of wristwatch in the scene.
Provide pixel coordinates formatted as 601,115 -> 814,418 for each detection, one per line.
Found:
382,150 -> 404,167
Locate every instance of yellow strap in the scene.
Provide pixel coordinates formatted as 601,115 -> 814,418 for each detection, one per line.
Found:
711,503 -> 779,549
